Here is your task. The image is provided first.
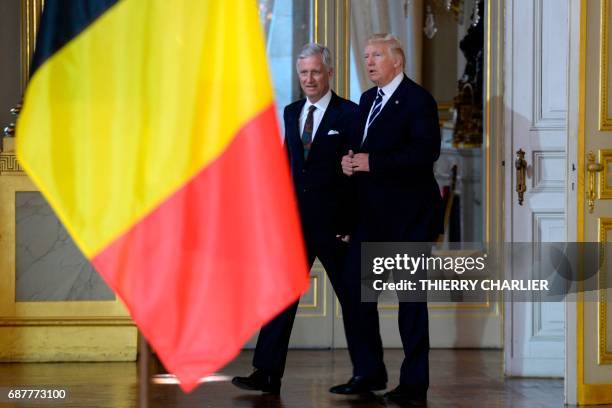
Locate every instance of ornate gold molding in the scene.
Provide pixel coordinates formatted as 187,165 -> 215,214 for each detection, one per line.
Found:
0,316 -> 133,326
312,0 -> 350,98
299,275 -> 319,309
0,154 -> 25,175
297,263 -> 328,317
600,0 -> 612,130
598,149 -> 612,198
21,0 -> 45,92
335,296 -> 499,318
598,218 -> 612,365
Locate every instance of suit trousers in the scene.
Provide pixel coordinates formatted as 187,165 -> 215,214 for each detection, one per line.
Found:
340,228 -> 429,398
252,237 -> 349,377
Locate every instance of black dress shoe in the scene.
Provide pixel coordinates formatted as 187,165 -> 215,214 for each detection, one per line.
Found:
232,370 -> 281,394
384,386 -> 427,407
329,376 -> 387,394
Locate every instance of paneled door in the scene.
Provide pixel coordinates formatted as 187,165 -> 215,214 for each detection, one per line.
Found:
504,0 -> 568,377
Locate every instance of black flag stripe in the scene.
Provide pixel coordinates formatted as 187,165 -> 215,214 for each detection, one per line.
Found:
30,0 -> 119,77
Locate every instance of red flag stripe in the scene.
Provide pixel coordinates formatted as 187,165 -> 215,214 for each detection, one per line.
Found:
92,105 -> 309,391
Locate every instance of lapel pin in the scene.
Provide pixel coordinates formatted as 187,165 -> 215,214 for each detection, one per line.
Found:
395,100 -> 399,104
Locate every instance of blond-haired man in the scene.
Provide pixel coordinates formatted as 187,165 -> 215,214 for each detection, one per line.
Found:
332,33 -> 442,408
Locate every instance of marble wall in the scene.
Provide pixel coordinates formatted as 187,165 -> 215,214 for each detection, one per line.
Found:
15,192 -> 114,302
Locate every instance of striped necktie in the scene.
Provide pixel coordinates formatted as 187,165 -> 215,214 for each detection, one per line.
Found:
301,105 -> 317,159
367,88 -> 385,128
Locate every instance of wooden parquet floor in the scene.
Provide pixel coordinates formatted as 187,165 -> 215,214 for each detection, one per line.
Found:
0,349 -> 592,407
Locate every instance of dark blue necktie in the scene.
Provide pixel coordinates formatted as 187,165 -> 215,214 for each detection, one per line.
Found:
367,88 -> 385,128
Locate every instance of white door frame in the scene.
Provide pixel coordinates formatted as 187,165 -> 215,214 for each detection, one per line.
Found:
564,0 -> 580,403
502,0 -> 570,379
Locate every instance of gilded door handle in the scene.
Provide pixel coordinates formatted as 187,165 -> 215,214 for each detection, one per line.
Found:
587,151 -> 604,213
515,149 -> 527,205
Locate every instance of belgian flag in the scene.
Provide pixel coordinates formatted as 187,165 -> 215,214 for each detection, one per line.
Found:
16,0 -> 308,392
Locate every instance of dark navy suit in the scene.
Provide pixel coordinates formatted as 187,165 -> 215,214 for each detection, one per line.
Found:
252,92 -> 358,376
343,75 -> 442,399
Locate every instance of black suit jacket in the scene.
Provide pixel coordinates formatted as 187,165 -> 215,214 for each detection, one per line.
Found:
350,75 -> 443,241
284,92 -> 358,245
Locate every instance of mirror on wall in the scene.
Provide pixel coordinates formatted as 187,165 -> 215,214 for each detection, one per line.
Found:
349,0 -> 485,243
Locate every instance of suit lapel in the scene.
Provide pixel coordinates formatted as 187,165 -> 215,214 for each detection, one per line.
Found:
288,99 -> 306,165
361,76 -> 409,148
373,76 -> 408,125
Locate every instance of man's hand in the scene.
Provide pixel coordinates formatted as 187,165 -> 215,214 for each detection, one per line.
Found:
352,153 -> 370,172
341,149 -> 355,176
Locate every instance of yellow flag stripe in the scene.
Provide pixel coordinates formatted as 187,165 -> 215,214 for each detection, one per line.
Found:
17,0 -> 274,257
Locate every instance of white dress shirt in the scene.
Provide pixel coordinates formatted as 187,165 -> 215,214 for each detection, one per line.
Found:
299,90 -> 332,142
363,72 -> 404,141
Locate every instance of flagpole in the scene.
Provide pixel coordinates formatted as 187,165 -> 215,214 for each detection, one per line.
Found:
138,331 -> 149,408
